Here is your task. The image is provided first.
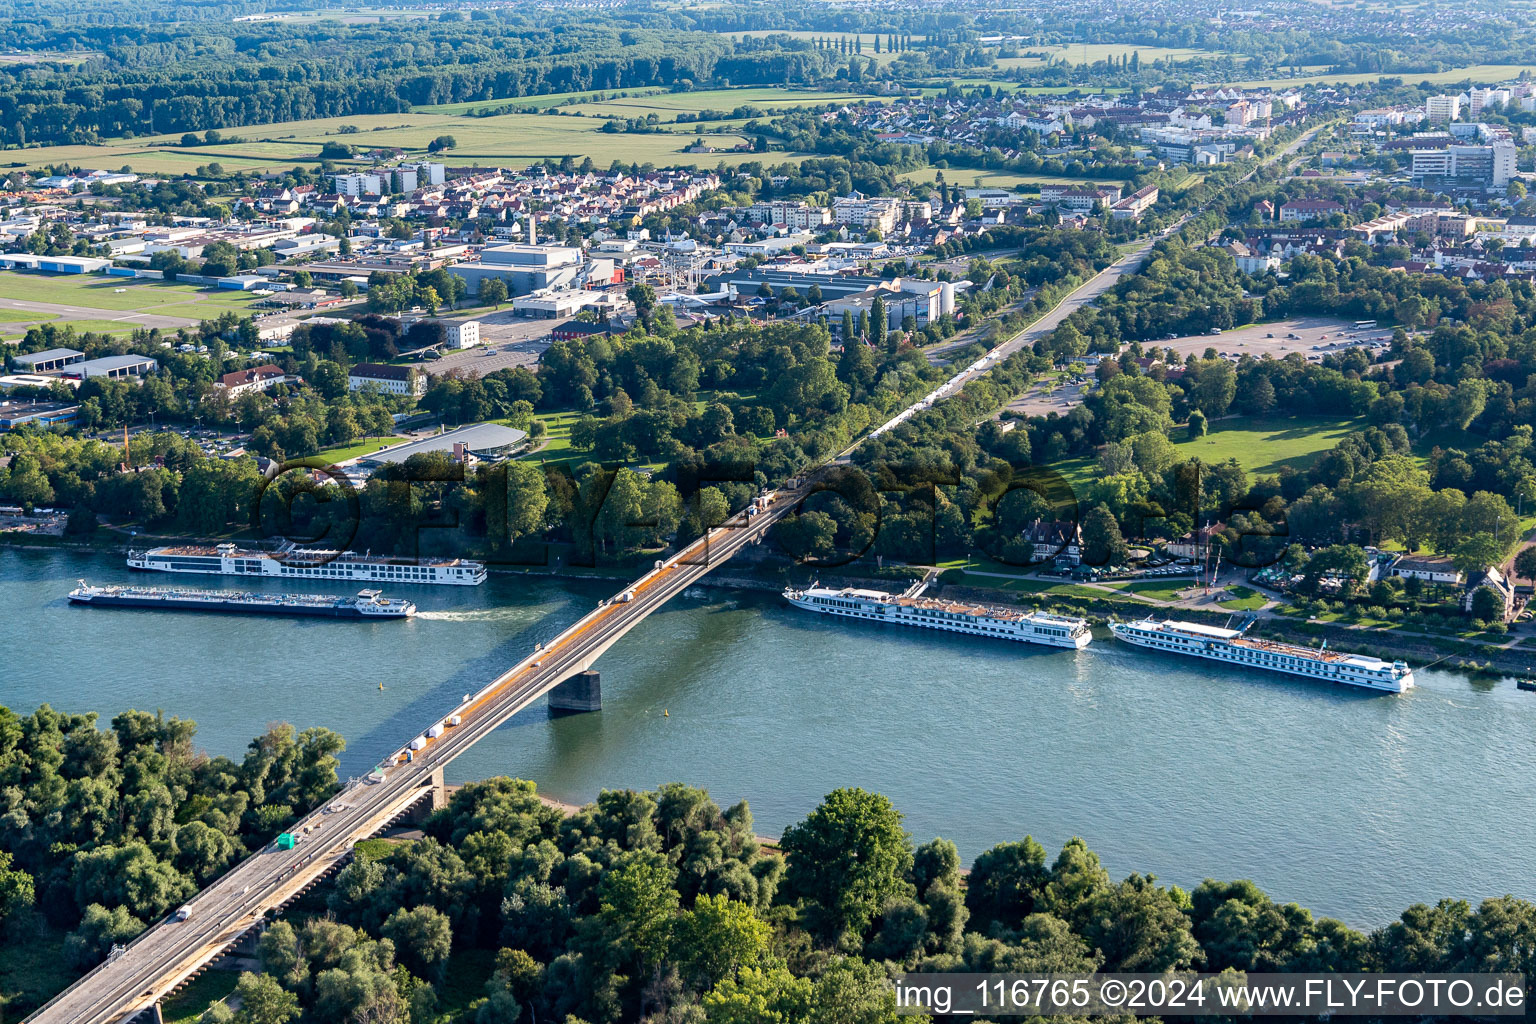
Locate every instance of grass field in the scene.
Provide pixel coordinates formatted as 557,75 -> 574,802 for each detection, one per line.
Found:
0,308 -> 54,323
1203,62 -> 1536,90
7,87 -> 879,174
29,318 -> 141,336
519,411 -> 581,469
312,436 -> 411,464
1053,415 -> 1364,494
0,273 -> 258,315
160,971 -> 238,1024
415,86 -> 671,115
1105,578 -> 1194,602
1171,415 -> 1363,475
899,167 -> 1122,190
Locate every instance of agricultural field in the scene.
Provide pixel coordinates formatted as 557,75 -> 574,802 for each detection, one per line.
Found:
1203,62 -> 1536,90
6,88 -> 876,175
995,43 -> 1229,70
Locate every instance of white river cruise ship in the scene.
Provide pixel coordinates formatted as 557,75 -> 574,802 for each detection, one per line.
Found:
128,543 -> 486,586
783,583 -> 1092,649
1109,617 -> 1413,693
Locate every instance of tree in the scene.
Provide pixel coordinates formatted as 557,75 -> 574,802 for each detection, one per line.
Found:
66,903 -> 144,969
497,461 -> 548,547
1514,546 -> 1536,586
869,294 -> 887,350
596,852 -> 679,972
1187,408 -> 1208,439
231,972 -> 300,1024
670,893 -> 770,989
382,905 -> 453,981
0,850 -> 34,929
780,787 -> 914,941
427,135 -> 458,153
1470,585 -> 1506,622
479,277 -> 509,307
967,837 -> 1049,934
1080,505 -> 1129,566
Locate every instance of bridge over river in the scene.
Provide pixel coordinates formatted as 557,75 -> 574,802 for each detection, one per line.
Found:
28,218 -> 1178,1024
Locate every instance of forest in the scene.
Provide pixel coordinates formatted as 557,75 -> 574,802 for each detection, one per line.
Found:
3,702 -> 1535,1022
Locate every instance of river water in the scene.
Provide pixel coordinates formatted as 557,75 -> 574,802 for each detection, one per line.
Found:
5,547 -> 1534,927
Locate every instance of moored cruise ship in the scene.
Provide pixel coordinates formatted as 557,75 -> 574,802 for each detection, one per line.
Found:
128,543 -> 486,586
1109,617 -> 1413,693
783,583 -> 1092,649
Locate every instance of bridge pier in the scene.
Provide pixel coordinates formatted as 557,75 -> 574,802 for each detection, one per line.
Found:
405,767 -> 449,825
549,671 -> 602,713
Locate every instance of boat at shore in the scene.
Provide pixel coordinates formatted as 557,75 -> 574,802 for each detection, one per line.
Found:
782,581 -> 1092,649
127,542 -> 485,586
1109,617 -> 1413,693
68,582 -> 417,619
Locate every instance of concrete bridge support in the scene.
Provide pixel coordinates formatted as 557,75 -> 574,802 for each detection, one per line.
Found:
549,671 -> 602,713
406,767 -> 449,825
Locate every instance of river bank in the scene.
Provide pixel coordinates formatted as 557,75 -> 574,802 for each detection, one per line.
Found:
7,545 -> 1536,926
7,528 -> 1527,677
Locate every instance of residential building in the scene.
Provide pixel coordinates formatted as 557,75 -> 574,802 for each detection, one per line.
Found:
349,362 -> 424,397
445,321 -> 481,349
217,364 -> 286,395
1426,94 -> 1463,124
1461,565 -> 1516,621
334,172 -> 386,197
1278,200 -> 1344,223
1110,185 -> 1159,221
1388,555 -> 1462,585
831,194 -> 903,235
743,201 -> 832,231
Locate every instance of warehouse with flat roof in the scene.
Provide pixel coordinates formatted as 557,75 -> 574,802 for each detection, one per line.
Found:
357,422 -> 529,471
66,354 -> 159,380
13,348 -> 85,373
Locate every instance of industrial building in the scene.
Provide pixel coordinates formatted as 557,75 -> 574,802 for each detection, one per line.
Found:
13,348 -> 85,373
65,354 -> 159,380
0,255 -> 113,273
0,399 -> 80,430
510,290 -> 623,319
822,282 -> 956,330
449,243 -> 618,298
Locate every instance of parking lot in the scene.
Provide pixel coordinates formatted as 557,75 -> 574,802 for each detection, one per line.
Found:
410,311 -> 563,375
1007,316 -> 1390,416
